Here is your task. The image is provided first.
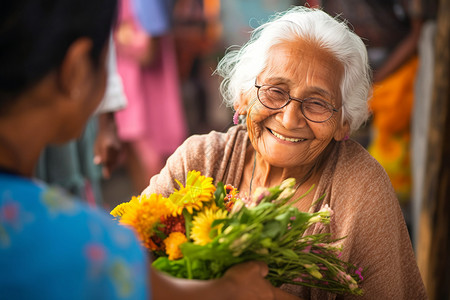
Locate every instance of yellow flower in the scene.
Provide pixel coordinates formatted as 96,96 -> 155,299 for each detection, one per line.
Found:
110,196 -> 140,218
119,194 -> 172,250
191,205 -> 228,245
163,232 -> 188,260
168,170 -> 216,216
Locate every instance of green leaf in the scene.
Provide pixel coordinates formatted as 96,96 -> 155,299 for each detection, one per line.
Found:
239,208 -> 251,224
182,208 -> 193,239
274,211 -> 292,231
263,220 -> 282,239
214,182 -> 226,209
209,227 -> 220,239
211,218 -> 227,228
260,237 -> 272,248
292,210 -> 316,224
277,248 -> 299,260
154,227 -> 167,240
152,256 -> 170,269
309,190 -> 326,207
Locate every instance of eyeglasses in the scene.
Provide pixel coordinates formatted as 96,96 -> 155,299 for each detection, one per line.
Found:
255,83 -> 339,123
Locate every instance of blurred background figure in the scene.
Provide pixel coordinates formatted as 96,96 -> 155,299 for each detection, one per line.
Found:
172,0 -> 224,134
113,0 -> 187,193
36,118 -> 104,205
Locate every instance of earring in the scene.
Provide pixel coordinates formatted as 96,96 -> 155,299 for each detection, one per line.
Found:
343,134 -> 349,141
233,110 -> 239,125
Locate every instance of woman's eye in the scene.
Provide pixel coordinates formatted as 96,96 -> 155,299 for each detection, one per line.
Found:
308,98 -> 328,107
268,88 -> 285,97
310,99 -> 327,107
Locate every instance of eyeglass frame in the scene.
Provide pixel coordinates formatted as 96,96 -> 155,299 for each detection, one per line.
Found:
254,82 -> 340,123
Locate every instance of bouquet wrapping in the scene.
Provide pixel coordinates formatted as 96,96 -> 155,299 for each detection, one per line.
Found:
111,170 -> 365,295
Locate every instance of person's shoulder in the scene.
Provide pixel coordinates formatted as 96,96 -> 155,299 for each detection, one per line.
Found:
0,173 -> 44,195
48,190 -> 141,251
156,125 -> 248,192
184,125 -> 247,146
180,125 -> 247,157
330,140 -> 398,206
332,140 -> 396,197
338,140 -> 388,178
0,174 -> 140,250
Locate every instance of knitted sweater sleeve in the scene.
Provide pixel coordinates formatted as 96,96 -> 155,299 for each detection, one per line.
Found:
141,125 -> 248,197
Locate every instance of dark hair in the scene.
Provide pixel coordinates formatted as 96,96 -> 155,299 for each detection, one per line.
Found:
0,0 -> 118,107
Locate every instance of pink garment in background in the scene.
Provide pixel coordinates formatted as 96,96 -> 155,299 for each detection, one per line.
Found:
114,0 -> 187,157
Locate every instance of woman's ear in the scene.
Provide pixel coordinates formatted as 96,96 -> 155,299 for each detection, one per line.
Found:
334,120 -> 350,141
58,38 -> 93,98
234,90 -> 252,114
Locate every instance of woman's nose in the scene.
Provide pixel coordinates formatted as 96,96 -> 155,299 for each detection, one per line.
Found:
278,101 -> 307,129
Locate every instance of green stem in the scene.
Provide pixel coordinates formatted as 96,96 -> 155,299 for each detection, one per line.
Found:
186,256 -> 193,279
183,208 -> 192,240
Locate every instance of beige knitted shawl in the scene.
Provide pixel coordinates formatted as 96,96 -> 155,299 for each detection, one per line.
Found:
143,125 -> 427,299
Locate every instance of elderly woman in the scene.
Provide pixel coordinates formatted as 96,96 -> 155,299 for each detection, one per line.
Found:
144,6 -> 427,299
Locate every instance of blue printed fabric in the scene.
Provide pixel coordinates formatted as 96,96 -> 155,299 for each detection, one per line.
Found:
0,173 -> 149,299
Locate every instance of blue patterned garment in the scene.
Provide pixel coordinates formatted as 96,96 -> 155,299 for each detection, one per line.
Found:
0,173 -> 149,299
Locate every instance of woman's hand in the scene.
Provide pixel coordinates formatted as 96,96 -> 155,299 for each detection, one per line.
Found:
222,261 -> 302,300
221,261 -> 275,300
93,112 -> 121,179
150,261 -> 285,300
114,22 -> 161,67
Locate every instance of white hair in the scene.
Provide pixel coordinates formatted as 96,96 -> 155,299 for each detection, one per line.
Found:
215,6 -> 372,133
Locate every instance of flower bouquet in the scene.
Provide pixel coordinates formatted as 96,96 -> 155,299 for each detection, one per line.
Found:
111,170 -> 364,295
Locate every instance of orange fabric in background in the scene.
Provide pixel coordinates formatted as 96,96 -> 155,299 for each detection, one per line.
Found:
368,56 -> 419,203
370,56 -> 419,134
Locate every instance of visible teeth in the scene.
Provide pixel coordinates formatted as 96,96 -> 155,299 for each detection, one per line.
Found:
271,130 -> 304,142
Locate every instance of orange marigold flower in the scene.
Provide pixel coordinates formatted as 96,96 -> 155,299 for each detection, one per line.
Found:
224,184 -> 239,212
150,215 -> 186,251
119,193 -> 172,250
164,232 -> 188,260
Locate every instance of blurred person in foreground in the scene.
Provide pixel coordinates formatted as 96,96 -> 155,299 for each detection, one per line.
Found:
144,6 -> 427,299
35,37 -> 125,207
0,0 -> 277,299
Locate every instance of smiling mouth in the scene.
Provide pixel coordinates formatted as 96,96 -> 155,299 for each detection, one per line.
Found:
268,128 -> 305,143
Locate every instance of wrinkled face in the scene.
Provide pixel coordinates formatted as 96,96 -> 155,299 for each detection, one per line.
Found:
244,39 -> 348,168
